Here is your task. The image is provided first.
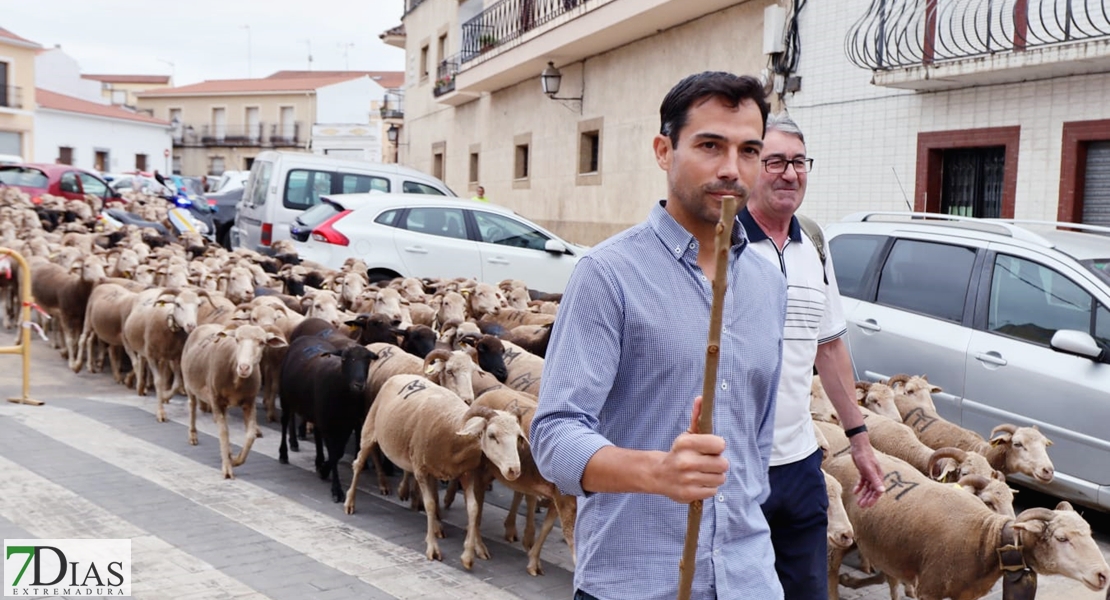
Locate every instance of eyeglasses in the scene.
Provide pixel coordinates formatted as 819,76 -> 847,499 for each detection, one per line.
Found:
762,157 -> 814,174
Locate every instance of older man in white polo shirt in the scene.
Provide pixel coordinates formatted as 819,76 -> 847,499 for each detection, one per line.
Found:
740,113 -> 886,599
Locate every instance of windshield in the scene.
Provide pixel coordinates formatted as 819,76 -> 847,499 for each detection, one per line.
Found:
0,167 -> 49,188
1080,259 -> 1110,287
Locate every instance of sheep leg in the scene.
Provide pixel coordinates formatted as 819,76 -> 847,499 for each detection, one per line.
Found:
459,472 -> 487,570
187,392 -> 199,446
153,361 -> 174,422
443,477 -> 460,509
526,500 -> 559,576
522,494 -> 537,551
278,404 -> 295,464
504,491 -> 522,542
344,432 -> 377,514
231,399 -> 258,468
416,471 -> 443,562
132,351 -> 147,395
369,443 -> 391,496
105,344 -> 120,380
261,370 -> 279,422
288,412 -> 300,452
470,472 -> 490,559
93,339 -> 107,373
213,408 -> 234,479
554,494 -> 576,560
313,427 -> 326,479
171,363 -> 185,397
72,326 -> 90,373
398,472 -> 411,502
326,426 -> 353,502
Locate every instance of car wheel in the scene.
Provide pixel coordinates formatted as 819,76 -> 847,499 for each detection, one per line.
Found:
367,269 -> 401,285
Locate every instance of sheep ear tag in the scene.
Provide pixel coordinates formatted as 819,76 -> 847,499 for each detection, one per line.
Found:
424,365 -> 436,375
990,436 -> 1007,447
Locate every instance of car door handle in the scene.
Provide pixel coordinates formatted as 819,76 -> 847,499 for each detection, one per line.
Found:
403,246 -> 429,254
975,351 -> 1008,367
856,319 -> 882,332
487,257 -> 510,265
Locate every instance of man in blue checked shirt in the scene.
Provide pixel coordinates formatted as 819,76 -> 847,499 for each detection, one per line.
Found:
532,72 -> 788,600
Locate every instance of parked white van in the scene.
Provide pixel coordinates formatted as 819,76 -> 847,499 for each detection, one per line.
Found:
231,150 -> 455,250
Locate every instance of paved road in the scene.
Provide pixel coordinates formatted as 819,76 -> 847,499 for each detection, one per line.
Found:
1,340 -> 1107,599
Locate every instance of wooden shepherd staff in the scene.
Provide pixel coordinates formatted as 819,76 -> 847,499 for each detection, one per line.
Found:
677,194 -> 741,600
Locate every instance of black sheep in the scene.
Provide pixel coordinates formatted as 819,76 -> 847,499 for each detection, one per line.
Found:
278,336 -> 378,502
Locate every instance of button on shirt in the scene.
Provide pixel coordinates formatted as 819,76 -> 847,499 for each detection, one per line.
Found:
738,208 -> 849,467
531,201 -> 787,600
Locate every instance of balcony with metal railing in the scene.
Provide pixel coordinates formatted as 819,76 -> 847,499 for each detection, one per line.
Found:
434,57 -> 460,97
172,122 -> 304,148
450,0 -> 741,98
846,0 -> 1110,90
199,124 -> 267,146
0,85 -> 23,110
380,88 -> 405,119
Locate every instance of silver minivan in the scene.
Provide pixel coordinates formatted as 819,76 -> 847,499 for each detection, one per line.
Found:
826,212 -> 1110,512
231,150 -> 455,251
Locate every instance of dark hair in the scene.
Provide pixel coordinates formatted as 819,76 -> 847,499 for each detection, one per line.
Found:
659,72 -> 770,147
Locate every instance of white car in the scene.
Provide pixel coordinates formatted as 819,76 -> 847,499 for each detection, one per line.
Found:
291,193 -> 587,293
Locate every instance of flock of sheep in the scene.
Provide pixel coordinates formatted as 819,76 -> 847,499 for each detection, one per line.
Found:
1,185 -> 1108,599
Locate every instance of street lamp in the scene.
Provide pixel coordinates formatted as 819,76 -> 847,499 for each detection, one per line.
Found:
386,124 -> 400,163
540,61 -> 582,110
541,61 -> 562,96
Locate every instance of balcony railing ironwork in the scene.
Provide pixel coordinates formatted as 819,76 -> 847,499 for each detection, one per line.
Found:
461,0 -> 588,63
434,57 -> 460,96
269,122 -> 303,146
847,0 -> 1110,70
0,85 -> 22,109
381,88 -> 405,119
199,124 -> 266,146
173,122 -> 303,147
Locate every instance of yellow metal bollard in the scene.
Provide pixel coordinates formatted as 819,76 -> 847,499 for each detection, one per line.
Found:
0,247 -> 43,406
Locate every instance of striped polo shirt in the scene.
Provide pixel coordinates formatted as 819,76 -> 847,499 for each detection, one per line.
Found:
739,208 -> 849,467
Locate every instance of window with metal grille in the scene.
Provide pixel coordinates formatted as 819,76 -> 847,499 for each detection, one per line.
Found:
940,146 -> 1004,218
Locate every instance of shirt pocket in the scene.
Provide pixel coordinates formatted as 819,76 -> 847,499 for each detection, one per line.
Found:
784,283 -> 826,340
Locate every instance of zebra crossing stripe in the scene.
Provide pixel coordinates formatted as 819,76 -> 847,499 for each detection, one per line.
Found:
0,404 -> 523,600
0,453 -> 268,600
79,392 -> 577,574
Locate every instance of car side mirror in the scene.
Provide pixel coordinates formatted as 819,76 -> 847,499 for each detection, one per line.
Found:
1050,329 -> 1107,362
544,239 -> 568,255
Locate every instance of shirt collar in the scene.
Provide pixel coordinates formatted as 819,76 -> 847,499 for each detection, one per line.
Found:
650,200 -> 748,261
737,206 -> 802,244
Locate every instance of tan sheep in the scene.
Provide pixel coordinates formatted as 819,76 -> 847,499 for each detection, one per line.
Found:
182,323 -> 286,479
343,374 -> 524,570
889,374 -> 1055,483
825,451 -> 1109,600
121,287 -> 202,421
469,389 -> 576,576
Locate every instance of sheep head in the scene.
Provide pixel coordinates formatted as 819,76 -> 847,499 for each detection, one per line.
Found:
990,424 -> 1056,483
823,471 -> 854,549
221,324 -> 287,379
1016,502 -> 1109,592
457,404 -> 522,481
855,381 -> 901,422
954,473 -> 1015,517
927,447 -> 995,483
424,349 -> 476,404
888,374 -> 941,412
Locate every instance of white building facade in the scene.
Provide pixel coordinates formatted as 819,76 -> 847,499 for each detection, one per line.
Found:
311,76 -> 386,162
784,0 -> 1110,227
34,90 -> 172,172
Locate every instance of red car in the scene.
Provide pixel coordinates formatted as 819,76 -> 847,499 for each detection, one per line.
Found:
0,163 -> 125,205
